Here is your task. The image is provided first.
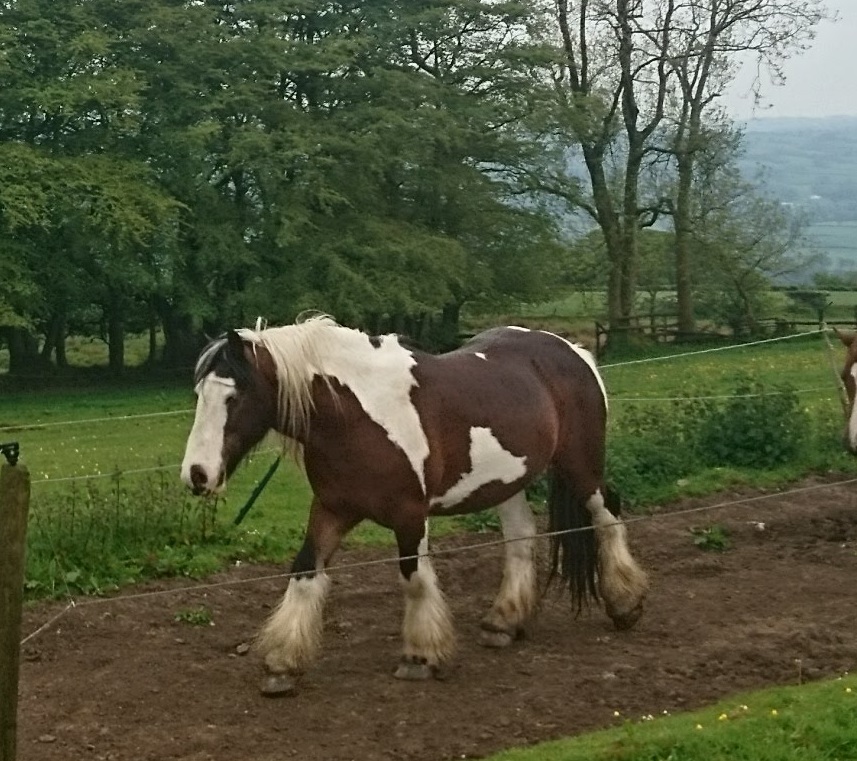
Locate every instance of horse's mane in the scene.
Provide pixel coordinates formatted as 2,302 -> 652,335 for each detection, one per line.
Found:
242,315 -> 342,440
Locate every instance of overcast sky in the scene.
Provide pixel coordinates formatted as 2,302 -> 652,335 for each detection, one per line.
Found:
724,0 -> 857,120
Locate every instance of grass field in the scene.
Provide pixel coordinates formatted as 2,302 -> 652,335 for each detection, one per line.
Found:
486,673 -> 857,761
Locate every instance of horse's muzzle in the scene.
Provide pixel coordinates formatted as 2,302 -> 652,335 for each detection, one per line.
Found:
187,464 -> 225,496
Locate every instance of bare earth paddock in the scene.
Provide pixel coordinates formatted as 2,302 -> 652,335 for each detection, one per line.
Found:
17,479 -> 857,761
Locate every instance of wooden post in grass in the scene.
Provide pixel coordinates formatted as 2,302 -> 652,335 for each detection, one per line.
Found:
0,443 -> 30,761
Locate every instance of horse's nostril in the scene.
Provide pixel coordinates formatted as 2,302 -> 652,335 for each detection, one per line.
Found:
189,464 -> 208,492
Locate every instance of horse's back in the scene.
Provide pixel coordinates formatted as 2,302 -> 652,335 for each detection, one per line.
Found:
446,326 -> 606,410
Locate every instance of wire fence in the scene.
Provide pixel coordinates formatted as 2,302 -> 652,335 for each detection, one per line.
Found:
3,326 -> 844,486
20,473 -> 857,646
11,326 -> 855,644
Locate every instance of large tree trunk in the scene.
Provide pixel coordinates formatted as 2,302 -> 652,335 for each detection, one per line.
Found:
40,311 -> 68,368
1,327 -> 41,375
674,154 -> 696,337
106,294 -> 125,376
438,301 -> 462,350
154,297 -> 201,369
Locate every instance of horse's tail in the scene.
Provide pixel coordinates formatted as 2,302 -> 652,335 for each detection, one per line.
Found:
546,468 -> 599,612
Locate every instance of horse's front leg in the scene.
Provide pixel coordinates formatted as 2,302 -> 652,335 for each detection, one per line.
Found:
394,516 -> 455,680
256,497 -> 355,696
479,491 -> 537,648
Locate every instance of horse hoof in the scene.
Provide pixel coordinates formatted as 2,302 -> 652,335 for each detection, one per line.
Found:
479,629 -> 514,648
394,660 -> 435,680
609,602 -> 644,631
259,672 -> 297,697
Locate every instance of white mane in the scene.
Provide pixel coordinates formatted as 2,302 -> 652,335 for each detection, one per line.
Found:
237,314 -> 430,490
236,315 -> 344,439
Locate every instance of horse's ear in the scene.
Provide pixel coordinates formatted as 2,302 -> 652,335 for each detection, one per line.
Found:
833,327 -> 856,348
227,330 -> 247,359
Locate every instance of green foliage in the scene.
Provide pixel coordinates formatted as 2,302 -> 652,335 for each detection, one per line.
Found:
1,0 -> 561,371
24,473 -> 224,597
698,376 -> 809,469
608,396 -> 716,506
608,375 -> 817,505
455,510 -> 502,533
174,606 -> 214,626
691,524 -> 731,552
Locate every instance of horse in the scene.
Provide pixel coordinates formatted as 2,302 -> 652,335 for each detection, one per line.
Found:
180,316 -> 648,695
835,328 -> 857,452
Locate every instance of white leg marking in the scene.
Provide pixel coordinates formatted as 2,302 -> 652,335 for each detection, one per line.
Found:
586,490 -> 648,613
484,492 -> 537,631
400,522 -> 455,665
257,573 -> 330,673
430,427 -> 528,509
180,374 -> 235,492
848,366 -> 857,450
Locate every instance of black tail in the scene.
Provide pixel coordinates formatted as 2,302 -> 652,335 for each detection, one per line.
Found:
547,469 -> 599,612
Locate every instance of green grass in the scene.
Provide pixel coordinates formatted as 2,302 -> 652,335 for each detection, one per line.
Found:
485,673 -> 857,761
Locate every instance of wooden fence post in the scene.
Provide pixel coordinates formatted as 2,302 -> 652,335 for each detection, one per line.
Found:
0,445 -> 30,761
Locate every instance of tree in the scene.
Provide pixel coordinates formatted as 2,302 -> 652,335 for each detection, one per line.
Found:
691,163 -> 814,336
661,0 -> 827,335
0,0 -> 180,373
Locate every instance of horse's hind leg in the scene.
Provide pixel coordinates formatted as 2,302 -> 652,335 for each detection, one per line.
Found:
394,517 -> 455,680
586,487 -> 648,629
479,491 -> 537,648
256,498 -> 356,696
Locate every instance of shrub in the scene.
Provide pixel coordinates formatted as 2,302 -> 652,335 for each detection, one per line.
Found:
608,395 -> 715,505
697,375 -> 809,469
25,472 -> 225,597
608,377 -> 813,505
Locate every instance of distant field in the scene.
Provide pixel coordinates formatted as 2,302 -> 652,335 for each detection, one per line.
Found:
806,221 -> 857,272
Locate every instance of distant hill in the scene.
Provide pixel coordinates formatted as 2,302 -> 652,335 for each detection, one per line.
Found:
740,115 -> 857,223
739,116 -> 857,273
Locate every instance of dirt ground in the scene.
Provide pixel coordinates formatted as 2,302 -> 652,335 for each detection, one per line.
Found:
16,478 -> 857,761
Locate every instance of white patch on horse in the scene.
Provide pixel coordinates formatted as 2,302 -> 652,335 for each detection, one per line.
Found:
848,365 -> 857,449
255,320 -> 430,492
506,325 -> 530,332
538,330 -> 609,411
430,427 -> 527,510
474,352 -> 487,360
180,374 -> 235,492
320,331 -> 430,492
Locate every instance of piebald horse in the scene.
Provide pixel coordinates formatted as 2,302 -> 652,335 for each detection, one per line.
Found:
181,316 -> 648,695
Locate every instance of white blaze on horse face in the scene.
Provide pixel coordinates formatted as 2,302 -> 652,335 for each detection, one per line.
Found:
430,426 -> 527,510
180,373 -> 236,492
848,365 -> 857,450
